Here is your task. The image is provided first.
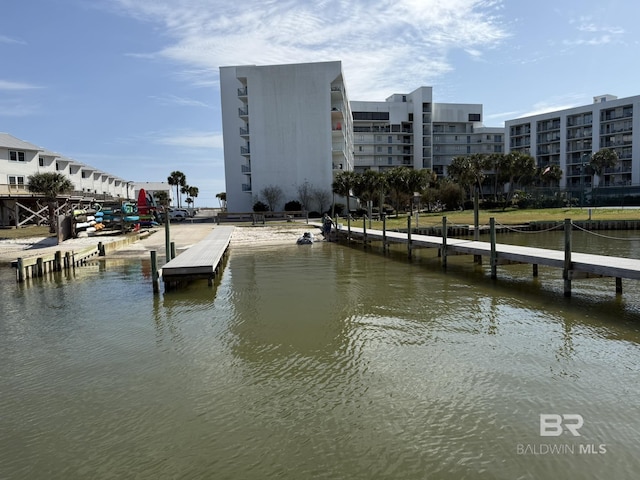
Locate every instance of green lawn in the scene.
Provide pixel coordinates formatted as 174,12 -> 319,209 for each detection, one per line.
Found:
342,207 -> 640,230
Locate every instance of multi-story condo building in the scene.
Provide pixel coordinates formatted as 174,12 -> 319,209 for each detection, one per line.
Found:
220,61 -> 353,212
0,132 -> 134,227
351,87 -> 503,176
505,94 -> 640,188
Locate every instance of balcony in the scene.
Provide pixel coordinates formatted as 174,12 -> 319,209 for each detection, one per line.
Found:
240,126 -> 250,137
240,146 -> 250,156
238,86 -> 248,97
241,183 -> 252,192
241,164 -> 251,173
238,106 -> 249,117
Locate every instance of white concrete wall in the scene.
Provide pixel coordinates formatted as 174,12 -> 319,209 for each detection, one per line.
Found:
221,61 -> 349,212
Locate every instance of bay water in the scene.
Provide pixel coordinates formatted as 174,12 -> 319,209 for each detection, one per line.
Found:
1,229 -> 640,479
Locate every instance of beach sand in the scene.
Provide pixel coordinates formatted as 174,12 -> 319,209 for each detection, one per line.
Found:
0,222 -> 322,264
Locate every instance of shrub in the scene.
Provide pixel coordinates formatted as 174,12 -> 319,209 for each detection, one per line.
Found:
253,201 -> 269,212
284,200 -> 302,211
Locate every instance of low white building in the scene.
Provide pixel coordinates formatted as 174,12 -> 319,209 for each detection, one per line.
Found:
132,181 -> 173,205
0,132 -> 133,198
0,132 -> 134,226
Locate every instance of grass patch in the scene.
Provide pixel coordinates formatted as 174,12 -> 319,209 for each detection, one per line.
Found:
343,207 -> 640,230
0,226 -> 54,240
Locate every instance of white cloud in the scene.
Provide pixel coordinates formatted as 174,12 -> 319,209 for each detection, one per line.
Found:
110,0 -> 509,99
156,131 -> 223,149
514,94 -> 586,119
149,94 -> 212,108
0,80 -> 41,90
0,35 -> 25,45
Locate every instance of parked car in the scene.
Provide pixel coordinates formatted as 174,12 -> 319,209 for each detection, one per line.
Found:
159,208 -> 188,222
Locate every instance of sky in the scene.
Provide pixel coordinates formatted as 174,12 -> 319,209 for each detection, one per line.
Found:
2,0 -> 640,206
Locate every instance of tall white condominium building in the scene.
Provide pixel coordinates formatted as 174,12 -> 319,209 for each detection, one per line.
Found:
220,61 -> 353,212
351,87 -> 503,176
506,94 -> 640,188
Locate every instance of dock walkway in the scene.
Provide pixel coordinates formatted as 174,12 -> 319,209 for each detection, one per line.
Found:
332,221 -> 640,296
161,226 -> 234,290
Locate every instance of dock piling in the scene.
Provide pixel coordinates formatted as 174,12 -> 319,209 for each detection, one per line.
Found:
564,218 -> 572,297
150,250 -> 159,294
490,217 -> 497,279
441,216 -> 447,268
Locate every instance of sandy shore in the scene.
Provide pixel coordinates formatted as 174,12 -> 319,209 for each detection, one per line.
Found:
0,222 -> 322,264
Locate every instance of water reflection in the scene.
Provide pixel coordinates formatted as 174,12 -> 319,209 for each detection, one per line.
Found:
1,235 -> 640,479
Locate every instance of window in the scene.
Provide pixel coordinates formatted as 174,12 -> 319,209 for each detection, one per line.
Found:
8,175 -> 25,185
82,170 -> 90,178
358,146 -> 363,152
9,151 -> 25,162
39,157 -> 45,167
388,157 -> 393,165
387,147 -> 392,154
468,113 -> 481,122
388,136 -> 392,143
377,146 -> 382,153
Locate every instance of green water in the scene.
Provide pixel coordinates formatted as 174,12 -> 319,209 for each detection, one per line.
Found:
1,232 -> 640,479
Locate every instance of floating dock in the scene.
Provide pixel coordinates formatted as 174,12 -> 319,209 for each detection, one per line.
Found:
160,226 -> 234,291
332,218 -> 640,297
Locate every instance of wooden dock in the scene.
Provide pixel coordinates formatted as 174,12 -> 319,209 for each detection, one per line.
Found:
331,218 -> 640,297
160,226 -> 234,291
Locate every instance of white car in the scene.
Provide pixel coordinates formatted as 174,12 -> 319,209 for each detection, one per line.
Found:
160,208 -> 188,222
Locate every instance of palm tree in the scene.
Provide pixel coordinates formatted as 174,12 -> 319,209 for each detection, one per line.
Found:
216,192 -> 227,211
187,186 -> 199,209
384,166 -> 412,217
354,170 -> 387,216
332,170 -> 358,218
502,151 -> 536,209
27,172 -> 74,233
154,190 -> 170,207
589,148 -> 619,187
167,171 -> 186,207
180,184 -> 190,208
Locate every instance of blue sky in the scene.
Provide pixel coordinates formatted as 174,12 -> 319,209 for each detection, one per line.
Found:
2,0 -> 639,206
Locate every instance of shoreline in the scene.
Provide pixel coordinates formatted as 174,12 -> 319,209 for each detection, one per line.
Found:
0,223 -> 321,265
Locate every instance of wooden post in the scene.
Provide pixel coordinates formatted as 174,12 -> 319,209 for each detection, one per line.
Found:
533,264 -> 538,277
564,218 -> 572,297
382,214 -> 387,253
490,217 -> 497,279
98,241 -> 106,256
616,277 -> 622,295
164,214 -> 171,261
16,257 -> 24,283
407,216 -> 412,259
64,251 -> 71,269
170,242 -> 176,260
474,188 -> 481,264
363,216 -> 367,248
151,250 -> 159,294
36,257 -> 44,277
441,216 -> 447,268
54,251 -> 62,271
